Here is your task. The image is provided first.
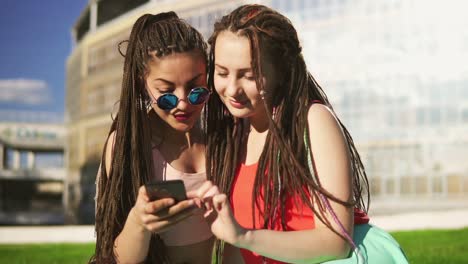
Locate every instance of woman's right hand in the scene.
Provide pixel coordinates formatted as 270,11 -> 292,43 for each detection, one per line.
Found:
128,185 -> 201,234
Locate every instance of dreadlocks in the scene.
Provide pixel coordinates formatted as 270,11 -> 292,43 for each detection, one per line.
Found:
90,12 -> 207,264
205,5 -> 369,261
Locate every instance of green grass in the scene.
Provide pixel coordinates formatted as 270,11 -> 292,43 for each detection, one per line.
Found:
0,228 -> 467,263
392,227 -> 468,264
0,243 -> 95,264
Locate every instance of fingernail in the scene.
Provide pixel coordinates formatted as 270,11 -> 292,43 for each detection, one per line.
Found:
204,210 -> 212,218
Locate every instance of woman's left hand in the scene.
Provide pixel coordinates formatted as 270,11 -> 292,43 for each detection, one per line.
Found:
208,193 -> 248,247
189,181 -> 248,247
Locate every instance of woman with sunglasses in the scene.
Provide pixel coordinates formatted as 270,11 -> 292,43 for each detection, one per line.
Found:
203,4 -> 408,264
90,12 -> 220,264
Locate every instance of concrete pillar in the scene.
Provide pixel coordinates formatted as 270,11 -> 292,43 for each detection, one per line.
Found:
27,151 -> 35,169
13,149 -> 20,169
394,146 -> 401,197
79,126 -> 86,169
0,144 -> 4,170
90,1 -> 98,32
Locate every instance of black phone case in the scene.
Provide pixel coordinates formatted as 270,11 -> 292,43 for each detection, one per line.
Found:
145,180 -> 187,202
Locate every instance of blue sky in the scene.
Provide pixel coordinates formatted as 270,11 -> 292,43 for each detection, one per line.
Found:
0,0 -> 88,119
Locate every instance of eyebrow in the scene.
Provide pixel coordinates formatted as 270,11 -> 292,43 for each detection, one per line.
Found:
153,73 -> 204,86
215,64 -> 252,72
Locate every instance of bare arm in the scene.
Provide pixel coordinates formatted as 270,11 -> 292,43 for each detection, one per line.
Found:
210,104 -> 354,263
114,207 -> 152,264
114,187 -> 196,263
97,132 -> 150,263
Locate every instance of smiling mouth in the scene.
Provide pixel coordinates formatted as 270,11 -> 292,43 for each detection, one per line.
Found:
229,99 -> 248,109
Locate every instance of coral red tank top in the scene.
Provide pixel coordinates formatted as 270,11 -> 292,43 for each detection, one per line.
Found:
230,162 -> 314,263
230,162 -> 369,263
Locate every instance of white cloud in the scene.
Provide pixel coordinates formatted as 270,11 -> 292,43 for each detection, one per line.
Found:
0,78 -> 52,105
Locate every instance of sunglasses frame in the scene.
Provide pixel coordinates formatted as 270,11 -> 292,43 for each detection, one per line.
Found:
148,86 -> 211,111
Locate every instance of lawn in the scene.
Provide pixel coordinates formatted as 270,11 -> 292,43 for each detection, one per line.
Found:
0,243 -> 94,264
0,228 -> 467,263
392,227 -> 468,264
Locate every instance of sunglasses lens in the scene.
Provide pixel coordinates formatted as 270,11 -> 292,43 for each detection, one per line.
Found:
157,94 -> 178,110
188,87 -> 210,105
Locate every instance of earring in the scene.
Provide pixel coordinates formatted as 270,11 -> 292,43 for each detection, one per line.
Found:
260,90 -> 266,100
145,99 -> 153,114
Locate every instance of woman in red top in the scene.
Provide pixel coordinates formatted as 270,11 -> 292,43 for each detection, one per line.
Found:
203,4 -> 408,263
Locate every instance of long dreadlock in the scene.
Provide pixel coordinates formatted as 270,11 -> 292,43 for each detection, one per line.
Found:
90,12 -> 207,264
205,5 -> 369,261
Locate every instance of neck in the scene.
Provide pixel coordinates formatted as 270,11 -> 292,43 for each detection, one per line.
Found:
149,113 -> 201,149
248,108 -> 269,133
164,130 -> 198,148
242,116 -> 269,165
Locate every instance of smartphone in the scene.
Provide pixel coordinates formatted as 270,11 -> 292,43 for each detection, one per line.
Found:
145,180 -> 187,203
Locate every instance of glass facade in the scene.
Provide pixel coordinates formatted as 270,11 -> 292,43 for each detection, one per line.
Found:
35,152 -> 64,168
273,0 -> 468,198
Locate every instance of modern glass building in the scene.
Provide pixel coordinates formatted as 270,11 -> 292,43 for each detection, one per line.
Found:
275,0 -> 468,203
66,0 -> 468,222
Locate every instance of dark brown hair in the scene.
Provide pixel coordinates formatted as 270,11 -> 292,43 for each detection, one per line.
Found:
90,12 -> 207,264
205,4 -> 369,261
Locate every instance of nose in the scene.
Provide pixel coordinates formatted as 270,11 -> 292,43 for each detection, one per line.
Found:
225,77 -> 242,98
174,89 -> 190,110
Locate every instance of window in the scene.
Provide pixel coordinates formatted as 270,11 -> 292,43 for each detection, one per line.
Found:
35,152 -> 64,168
20,151 -> 29,169
5,148 -> 16,169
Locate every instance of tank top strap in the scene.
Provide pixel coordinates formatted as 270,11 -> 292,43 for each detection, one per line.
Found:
151,147 -> 168,181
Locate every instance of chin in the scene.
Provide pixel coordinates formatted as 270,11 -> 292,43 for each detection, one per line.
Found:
226,107 -> 252,119
171,122 -> 194,132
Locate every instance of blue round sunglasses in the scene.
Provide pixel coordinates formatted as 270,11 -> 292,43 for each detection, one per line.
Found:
151,87 -> 210,110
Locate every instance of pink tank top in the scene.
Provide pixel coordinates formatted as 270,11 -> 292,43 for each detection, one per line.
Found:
152,148 -> 212,246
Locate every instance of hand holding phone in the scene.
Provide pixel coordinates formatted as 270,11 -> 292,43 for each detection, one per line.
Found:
145,180 -> 187,203
130,182 -> 197,234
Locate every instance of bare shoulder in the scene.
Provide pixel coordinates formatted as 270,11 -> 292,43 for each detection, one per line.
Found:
104,131 -> 117,178
306,103 -> 351,200
306,104 -> 354,243
307,103 -> 342,136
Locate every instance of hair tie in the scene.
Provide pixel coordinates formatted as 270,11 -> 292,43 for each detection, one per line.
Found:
118,40 -> 129,57
247,8 -> 259,19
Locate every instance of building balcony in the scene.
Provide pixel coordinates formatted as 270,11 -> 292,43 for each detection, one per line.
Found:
0,168 -> 66,181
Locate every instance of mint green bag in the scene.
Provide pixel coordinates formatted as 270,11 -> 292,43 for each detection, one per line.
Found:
304,123 -> 408,264
324,223 -> 408,264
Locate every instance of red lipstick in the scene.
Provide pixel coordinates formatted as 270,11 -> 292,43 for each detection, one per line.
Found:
174,113 -> 192,121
